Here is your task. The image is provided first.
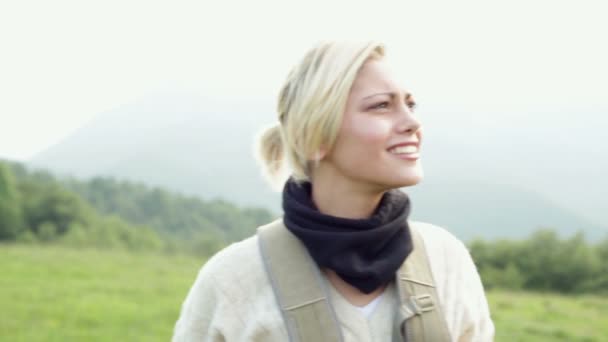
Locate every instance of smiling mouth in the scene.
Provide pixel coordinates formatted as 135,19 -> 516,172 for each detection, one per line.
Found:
388,145 -> 418,154
388,145 -> 419,160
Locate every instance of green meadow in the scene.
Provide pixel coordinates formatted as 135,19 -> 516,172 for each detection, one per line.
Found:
0,245 -> 202,342
1,245 -> 607,341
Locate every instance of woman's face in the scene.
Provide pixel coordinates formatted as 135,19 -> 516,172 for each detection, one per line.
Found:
322,58 -> 423,191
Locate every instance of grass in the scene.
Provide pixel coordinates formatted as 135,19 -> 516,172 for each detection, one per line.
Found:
0,244 -> 203,342
1,244 -> 607,341
487,290 -> 608,341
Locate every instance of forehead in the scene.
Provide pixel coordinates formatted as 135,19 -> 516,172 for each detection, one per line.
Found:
349,59 -> 406,95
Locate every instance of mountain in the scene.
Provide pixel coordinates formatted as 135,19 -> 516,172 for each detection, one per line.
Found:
30,92 -> 608,241
31,92 -> 280,211
407,181 -> 606,241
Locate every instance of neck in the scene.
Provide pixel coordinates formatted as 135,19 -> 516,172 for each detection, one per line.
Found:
310,172 -> 385,219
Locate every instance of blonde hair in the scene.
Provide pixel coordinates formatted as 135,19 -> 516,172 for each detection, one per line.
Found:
255,41 -> 385,189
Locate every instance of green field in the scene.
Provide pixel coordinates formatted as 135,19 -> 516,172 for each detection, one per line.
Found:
1,245 -> 607,341
0,245 -> 202,342
488,290 -> 608,341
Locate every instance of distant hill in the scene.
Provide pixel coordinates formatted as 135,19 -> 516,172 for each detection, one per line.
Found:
31,92 -> 280,211
30,92 -> 608,241
407,181 -> 606,240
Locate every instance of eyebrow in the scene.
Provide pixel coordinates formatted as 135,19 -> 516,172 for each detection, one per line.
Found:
362,91 -> 413,101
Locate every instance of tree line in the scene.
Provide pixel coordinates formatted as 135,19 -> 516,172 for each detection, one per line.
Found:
0,160 -> 273,257
1,159 -> 606,293
469,230 -> 608,294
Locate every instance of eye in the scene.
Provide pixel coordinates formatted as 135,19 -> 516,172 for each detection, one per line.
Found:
405,93 -> 417,111
370,101 -> 390,110
407,101 -> 417,111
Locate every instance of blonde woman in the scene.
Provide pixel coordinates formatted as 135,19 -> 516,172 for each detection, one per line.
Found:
173,41 -> 495,341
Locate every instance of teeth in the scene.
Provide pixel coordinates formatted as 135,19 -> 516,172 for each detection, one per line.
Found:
389,145 -> 418,154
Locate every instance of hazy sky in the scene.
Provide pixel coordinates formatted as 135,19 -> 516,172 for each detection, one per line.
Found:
1,0 -> 606,160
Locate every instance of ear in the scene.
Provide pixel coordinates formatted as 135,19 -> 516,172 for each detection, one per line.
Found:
312,147 -> 328,161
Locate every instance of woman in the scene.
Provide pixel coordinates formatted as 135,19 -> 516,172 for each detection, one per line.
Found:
173,41 -> 495,341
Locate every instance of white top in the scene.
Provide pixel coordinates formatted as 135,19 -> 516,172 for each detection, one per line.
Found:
356,292 -> 385,318
172,221 -> 495,341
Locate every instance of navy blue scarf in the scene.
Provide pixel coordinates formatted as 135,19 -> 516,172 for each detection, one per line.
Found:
282,178 -> 414,294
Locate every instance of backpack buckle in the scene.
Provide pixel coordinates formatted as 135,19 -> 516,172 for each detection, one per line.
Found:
401,294 -> 435,318
410,294 -> 435,315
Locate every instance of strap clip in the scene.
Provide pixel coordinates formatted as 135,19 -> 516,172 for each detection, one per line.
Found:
401,294 -> 435,318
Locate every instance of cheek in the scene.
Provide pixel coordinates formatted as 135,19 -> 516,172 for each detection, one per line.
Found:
345,116 -> 392,145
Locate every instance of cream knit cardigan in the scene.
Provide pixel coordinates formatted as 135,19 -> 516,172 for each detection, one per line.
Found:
172,221 -> 495,341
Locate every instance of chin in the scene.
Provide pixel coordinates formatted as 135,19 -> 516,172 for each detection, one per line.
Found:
393,168 -> 424,188
394,177 -> 422,188
372,174 -> 423,192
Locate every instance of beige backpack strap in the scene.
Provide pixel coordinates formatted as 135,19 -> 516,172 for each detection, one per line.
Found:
394,224 -> 452,342
257,219 -> 343,342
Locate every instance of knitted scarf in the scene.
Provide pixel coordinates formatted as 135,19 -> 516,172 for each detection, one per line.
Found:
282,178 -> 414,294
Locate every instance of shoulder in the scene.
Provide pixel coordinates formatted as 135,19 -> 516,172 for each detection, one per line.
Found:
409,221 -> 495,341
408,220 -> 459,240
407,220 -> 472,291
178,234 -> 264,315
173,231 -> 287,341
409,220 -> 469,258
408,220 -> 475,284
196,233 -> 266,291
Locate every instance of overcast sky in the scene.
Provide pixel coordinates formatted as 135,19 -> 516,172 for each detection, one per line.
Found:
1,0 -> 606,161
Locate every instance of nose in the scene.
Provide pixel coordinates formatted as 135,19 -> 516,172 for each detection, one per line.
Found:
395,104 -> 421,134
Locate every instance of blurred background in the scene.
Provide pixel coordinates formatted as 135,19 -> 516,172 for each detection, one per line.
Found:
1,0 -> 607,341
